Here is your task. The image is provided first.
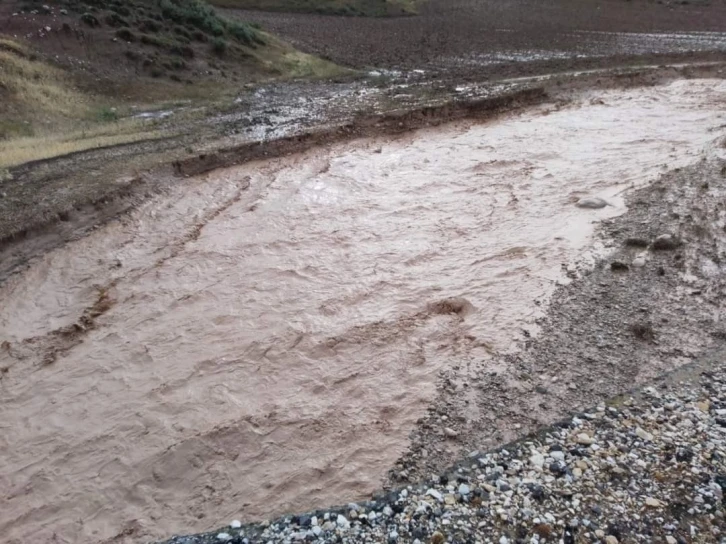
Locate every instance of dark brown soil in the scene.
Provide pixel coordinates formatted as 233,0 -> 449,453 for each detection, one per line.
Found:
224,0 -> 726,77
0,0 -> 273,97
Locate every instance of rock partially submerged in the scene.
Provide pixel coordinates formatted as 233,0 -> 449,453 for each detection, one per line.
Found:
575,196 -> 609,209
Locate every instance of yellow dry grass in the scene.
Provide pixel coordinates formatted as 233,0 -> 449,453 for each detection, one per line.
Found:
0,36 -> 166,168
0,122 -> 164,169
0,43 -> 88,119
0,32 -> 347,169
254,33 -> 354,79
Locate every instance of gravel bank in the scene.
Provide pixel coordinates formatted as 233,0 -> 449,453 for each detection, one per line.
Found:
159,353 -> 726,543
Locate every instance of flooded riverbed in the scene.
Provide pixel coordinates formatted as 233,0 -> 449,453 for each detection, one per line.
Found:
2,79 -> 726,543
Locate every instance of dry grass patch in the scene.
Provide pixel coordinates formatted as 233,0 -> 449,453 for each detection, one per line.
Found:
0,121 -> 164,169
0,42 -> 88,121
0,36 -> 167,168
254,33 -> 353,79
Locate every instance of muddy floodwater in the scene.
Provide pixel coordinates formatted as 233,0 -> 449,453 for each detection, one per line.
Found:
2,79 -> 726,544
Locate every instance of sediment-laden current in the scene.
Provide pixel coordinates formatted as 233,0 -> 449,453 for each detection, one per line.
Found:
1,79 -> 725,543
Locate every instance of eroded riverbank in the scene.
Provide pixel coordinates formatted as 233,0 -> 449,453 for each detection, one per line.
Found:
2,79 -> 726,543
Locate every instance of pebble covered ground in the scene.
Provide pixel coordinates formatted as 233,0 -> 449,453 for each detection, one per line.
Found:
160,358 -> 726,544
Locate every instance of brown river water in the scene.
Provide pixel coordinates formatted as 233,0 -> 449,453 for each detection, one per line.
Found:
1,79 -> 726,543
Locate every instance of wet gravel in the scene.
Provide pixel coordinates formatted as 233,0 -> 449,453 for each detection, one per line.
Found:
159,355 -> 726,544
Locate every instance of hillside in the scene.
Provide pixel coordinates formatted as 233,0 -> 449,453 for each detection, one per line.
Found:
0,0 -> 343,167
208,0 -> 420,17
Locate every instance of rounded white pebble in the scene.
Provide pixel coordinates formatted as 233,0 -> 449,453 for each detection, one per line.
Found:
230,520 -> 242,529
336,514 -> 350,529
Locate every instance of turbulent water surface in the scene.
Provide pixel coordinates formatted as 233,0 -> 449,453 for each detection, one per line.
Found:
1,80 -> 726,543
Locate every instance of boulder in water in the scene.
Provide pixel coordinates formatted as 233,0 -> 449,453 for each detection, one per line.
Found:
575,197 -> 608,209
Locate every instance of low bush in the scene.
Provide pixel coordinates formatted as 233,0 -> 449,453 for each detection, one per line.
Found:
80,12 -> 100,27
97,106 -> 119,122
109,4 -> 131,16
138,18 -> 161,33
211,37 -> 226,56
105,12 -> 128,27
169,44 -> 194,58
228,21 -> 260,46
173,26 -> 193,40
116,28 -> 136,42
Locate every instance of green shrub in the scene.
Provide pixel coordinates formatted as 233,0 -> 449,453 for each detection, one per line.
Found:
105,12 -> 127,27
98,107 -> 119,122
170,58 -> 187,70
138,18 -> 161,33
116,28 -> 136,42
140,33 -> 163,47
80,12 -> 100,27
173,26 -> 193,40
228,21 -> 258,46
160,0 -> 221,35
169,44 -> 194,58
109,4 -> 131,16
211,37 -> 226,56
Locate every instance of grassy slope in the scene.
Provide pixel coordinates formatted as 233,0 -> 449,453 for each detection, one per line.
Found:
208,0 -> 420,17
0,0 -> 347,169
0,37 -> 163,168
